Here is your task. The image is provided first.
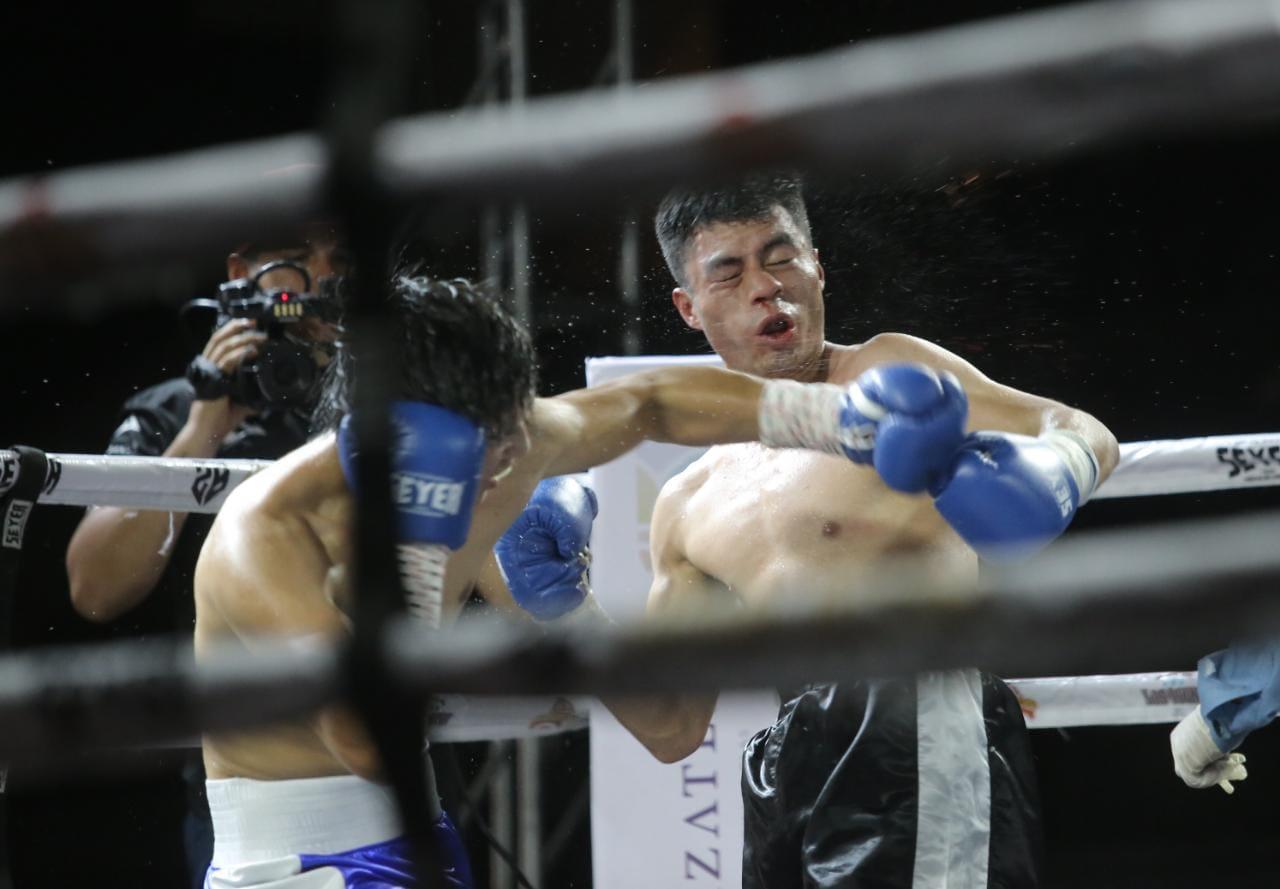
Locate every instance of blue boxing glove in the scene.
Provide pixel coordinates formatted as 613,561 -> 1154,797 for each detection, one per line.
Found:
337,402 -> 486,626
338,401 -> 486,547
931,429 -> 1100,561
495,475 -> 597,621
759,363 -> 968,493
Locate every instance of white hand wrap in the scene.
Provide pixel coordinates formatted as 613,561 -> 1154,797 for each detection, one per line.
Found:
758,379 -> 850,457
397,542 -> 448,629
1041,429 -> 1101,504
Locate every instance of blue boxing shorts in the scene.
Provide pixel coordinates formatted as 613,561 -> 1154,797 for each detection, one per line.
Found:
205,775 -> 472,889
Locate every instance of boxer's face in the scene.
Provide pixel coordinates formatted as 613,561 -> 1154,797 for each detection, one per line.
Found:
672,206 -> 826,381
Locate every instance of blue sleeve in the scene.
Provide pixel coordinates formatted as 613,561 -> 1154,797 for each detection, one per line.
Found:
1198,641 -> 1280,752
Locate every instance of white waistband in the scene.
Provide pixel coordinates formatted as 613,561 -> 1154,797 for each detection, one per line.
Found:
208,775 -> 403,866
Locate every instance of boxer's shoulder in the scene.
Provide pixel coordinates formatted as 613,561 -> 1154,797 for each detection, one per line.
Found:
829,333 -> 943,382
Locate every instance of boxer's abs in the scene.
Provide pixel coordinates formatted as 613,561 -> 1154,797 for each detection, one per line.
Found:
680,445 -> 977,604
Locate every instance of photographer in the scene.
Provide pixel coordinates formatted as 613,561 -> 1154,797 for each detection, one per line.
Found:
64,229 -> 347,887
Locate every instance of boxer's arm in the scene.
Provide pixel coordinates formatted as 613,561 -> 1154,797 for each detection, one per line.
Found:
196,504 -> 382,780
530,366 -> 762,477
854,333 -> 1120,481
68,423 -> 224,622
599,485 -> 721,763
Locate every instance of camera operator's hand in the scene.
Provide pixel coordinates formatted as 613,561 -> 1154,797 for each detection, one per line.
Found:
186,318 -> 266,450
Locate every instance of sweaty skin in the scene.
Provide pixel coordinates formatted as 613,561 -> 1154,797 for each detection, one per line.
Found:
610,208 -> 1121,763
194,364 -> 766,781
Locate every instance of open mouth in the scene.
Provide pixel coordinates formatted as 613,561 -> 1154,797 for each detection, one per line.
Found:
758,314 -> 795,338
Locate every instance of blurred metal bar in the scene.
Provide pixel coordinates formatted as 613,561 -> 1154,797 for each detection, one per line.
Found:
6,0 -> 1280,309
614,0 -> 642,356
516,737 -> 542,887
4,509 -> 1280,768
506,0 -> 532,331
489,740 -> 516,889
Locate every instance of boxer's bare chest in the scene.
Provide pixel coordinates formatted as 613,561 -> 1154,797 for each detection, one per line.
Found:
678,444 -> 970,604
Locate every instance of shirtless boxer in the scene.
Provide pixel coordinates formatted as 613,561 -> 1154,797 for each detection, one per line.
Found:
606,174 -> 1121,889
193,273 -> 888,888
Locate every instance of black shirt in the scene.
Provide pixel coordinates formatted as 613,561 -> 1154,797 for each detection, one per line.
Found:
104,378 -> 311,632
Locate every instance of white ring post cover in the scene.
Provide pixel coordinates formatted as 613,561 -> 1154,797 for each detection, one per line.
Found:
586,355 -> 779,889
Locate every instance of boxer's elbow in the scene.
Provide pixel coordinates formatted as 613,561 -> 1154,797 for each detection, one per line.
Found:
647,730 -> 705,764
639,701 -> 714,764
67,565 -> 147,623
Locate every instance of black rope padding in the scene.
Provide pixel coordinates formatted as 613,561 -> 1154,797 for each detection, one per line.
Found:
0,445 -> 49,889
325,0 -> 449,882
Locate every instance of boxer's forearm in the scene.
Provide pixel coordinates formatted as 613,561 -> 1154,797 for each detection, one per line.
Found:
642,366 -> 762,445
66,419 -> 225,622
66,507 -> 183,621
536,366 -> 761,476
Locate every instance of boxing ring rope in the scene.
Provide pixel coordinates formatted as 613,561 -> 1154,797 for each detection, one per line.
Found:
2,500 -> 1280,766
0,431 -> 1275,744
4,0 -> 1280,301
4,432 -> 1280,510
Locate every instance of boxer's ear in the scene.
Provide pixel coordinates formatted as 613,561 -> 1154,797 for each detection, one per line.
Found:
672,287 -> 702,331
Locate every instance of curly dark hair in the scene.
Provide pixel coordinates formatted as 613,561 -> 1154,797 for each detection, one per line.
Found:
313,273 -> 536,443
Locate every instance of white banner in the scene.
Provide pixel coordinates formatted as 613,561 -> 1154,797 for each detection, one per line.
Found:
587,355 -> 777,889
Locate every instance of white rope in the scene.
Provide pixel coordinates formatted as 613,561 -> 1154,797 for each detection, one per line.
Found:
1009,671 -> 1198,728
1095,433 -> 1280,498
376,671 -> 1208,738
0,435 -> 1254,742
5,431 -> 1279,512
0,450 -> 270,512
444,672 -> 1202,738
157,670 -> 1182,746
397,542 -> 448,630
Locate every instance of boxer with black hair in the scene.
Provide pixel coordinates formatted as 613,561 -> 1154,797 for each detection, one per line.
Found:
195,272 -> 902,889
606,172 -> 1123,889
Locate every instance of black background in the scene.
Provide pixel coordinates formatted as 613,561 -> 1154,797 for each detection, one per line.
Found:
4,1 -> 1280,886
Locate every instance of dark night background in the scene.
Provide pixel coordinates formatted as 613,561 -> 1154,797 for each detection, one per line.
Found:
3,1 -> 1280,886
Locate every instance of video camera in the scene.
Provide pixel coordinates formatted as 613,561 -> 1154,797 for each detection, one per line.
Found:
185,260 -> 341,411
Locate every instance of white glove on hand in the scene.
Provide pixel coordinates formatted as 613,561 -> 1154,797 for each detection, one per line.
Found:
1170,706 -> 1248,794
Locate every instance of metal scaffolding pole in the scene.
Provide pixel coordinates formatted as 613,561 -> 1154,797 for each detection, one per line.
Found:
472,0 -> 532,339
507,0 -> 533,332
489,740 -> 518,889
614,0 -> 642,356
477,0 -> 506,292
